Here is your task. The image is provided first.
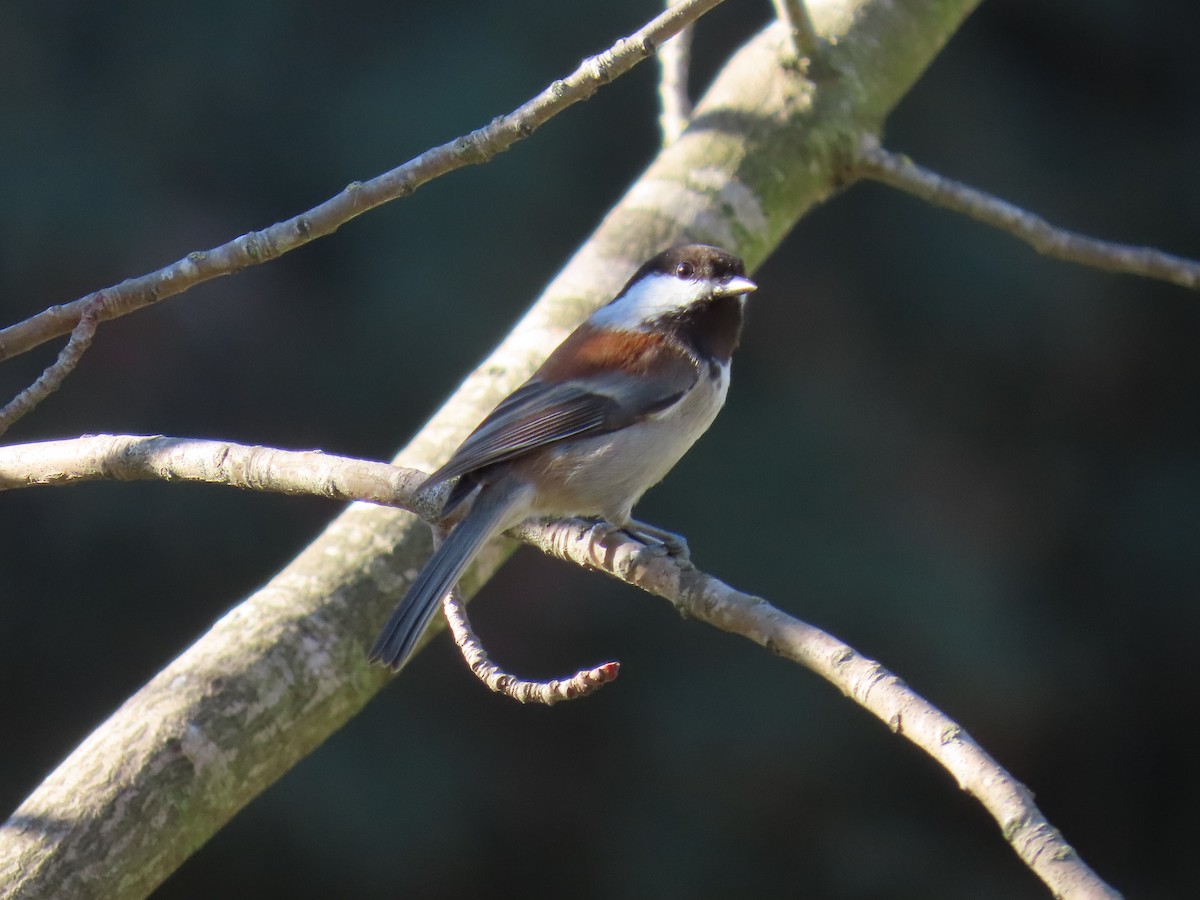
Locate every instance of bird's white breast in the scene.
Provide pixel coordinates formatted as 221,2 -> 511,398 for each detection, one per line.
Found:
529,360 -> 731,524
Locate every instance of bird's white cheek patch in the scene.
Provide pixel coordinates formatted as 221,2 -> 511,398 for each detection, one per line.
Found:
590,273 -> 710,330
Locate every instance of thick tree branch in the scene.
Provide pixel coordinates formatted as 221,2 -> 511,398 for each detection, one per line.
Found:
854,136 -> 1200,290
0,433 -> 1119,898
0,0 -> 728,366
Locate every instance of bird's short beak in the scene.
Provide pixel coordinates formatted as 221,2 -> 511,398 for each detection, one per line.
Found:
715,275 -> 757,298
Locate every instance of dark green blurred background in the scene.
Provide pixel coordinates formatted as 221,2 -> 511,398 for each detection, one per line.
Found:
2,1 -> 1198,896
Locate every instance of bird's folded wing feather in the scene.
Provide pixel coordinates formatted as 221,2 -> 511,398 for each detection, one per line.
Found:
423,330 -> 699,489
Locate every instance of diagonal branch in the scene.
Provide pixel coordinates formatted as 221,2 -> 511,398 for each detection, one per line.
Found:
522,518 -> 1124,900
0,0 -> 729,366
854,136 -> 1200,290
0,433 -> 1120,898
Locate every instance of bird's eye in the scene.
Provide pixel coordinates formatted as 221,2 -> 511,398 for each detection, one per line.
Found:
675,261 -> 694,279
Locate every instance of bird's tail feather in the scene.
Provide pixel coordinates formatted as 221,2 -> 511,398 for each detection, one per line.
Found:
368,488 -> 519,671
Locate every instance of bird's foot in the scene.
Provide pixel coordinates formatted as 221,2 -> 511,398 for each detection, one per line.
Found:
584,518 -> 690,562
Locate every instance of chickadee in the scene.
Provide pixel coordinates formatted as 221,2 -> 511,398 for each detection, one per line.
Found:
369,244 -> 757,671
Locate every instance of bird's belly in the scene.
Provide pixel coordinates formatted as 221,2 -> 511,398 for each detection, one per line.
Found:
526,367 -> 729,522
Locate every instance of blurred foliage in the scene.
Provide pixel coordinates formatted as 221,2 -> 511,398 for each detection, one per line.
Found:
1,1 -> 1198,897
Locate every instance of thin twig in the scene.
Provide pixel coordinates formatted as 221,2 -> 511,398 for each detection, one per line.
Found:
0,0 -> 729,366
772,0 -> 820,59
0,295 -> 103,437
0,433 -> 1123,899
658,1 -> 694,145
855,136 -> 1200,290
442,576 -> 620,704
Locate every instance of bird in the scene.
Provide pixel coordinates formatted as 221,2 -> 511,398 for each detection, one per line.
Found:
369,244 -> 757,671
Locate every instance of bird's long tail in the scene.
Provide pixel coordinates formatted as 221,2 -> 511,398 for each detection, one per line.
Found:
368,487 -> 520,671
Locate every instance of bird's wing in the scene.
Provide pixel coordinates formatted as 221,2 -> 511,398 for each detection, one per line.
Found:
424,331 -> 699,489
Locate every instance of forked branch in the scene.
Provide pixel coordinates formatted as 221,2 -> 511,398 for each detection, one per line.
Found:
0,295 -> 103,437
